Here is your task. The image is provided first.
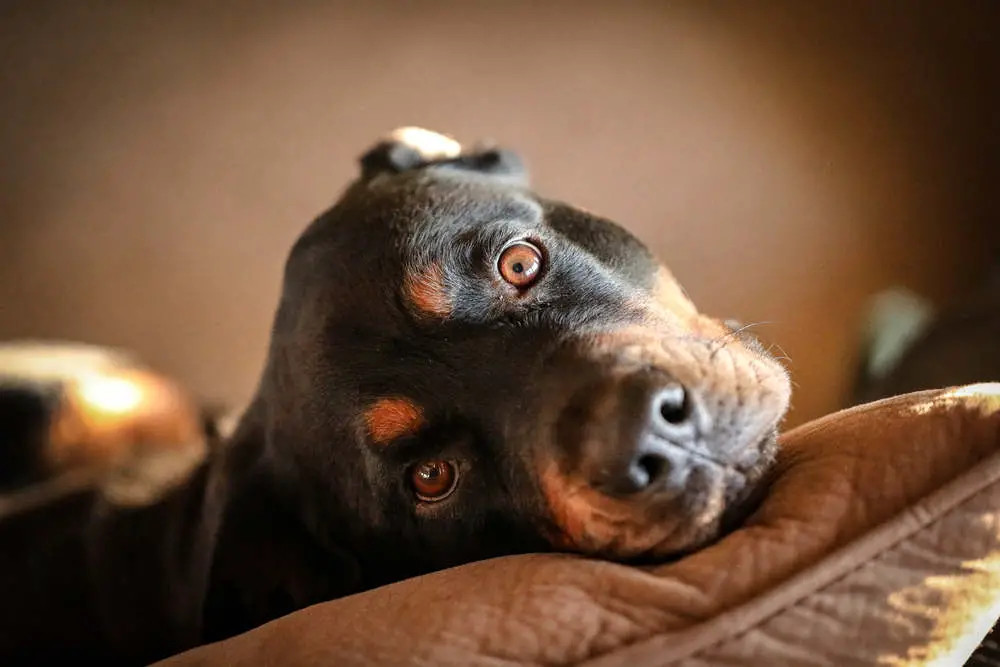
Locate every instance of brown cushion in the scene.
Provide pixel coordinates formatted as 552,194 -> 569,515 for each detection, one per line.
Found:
154,383 -> 1000,667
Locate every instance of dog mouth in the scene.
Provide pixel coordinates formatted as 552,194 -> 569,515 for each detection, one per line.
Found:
659,428 -> 779,549
539,429 -> 779,562
533,334 -> 791,561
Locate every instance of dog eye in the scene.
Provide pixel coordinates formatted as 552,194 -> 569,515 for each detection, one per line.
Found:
410,460 -> 459,501
498,242 -> 543,288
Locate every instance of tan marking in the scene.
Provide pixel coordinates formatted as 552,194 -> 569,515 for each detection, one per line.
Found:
576,318 -> 792,458
626,264 -> 753,351
650,265 -> 699,320
622,266 -> 726,341
364,397 -> 425,445
404,263 -> 452,318
539,460 -> 717,559
585,325 -> 687,367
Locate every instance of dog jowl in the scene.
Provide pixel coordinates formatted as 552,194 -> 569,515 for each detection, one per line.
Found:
215,127 -> 793,609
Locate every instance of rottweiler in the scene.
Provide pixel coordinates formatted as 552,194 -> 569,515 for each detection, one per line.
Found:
0,127 -> 792,665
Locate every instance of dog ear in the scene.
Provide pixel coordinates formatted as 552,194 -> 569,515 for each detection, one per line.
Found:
200,407 -> 363,643
359,126 -> 462,178
358,126 -> 529,185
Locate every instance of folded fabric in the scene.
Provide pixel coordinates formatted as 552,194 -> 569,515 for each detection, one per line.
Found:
154,383 -> 1000,667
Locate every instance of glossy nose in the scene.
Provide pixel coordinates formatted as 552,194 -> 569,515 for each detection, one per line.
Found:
558,369 -> 718,498
619,381 -> 703,493
652,383 -> 697,437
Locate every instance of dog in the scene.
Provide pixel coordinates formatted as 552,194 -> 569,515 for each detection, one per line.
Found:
0,127 -> 792,665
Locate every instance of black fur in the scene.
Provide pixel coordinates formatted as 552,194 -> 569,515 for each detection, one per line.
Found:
0,132 -> 788,665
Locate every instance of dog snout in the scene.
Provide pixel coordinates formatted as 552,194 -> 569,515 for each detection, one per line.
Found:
556,350 -> 785,501
559,370 -> 716,497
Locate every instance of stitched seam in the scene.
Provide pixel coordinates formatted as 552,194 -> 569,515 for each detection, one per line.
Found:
663,472 -> 1000,665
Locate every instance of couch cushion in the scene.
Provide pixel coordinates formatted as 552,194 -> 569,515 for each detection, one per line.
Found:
154,383 -> 1000,667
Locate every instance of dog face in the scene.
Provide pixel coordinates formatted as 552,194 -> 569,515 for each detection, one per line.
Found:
253,128 -> 791,583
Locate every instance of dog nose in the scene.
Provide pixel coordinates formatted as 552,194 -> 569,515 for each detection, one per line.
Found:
561,371 -> 712,498
618,381 -> 703,494
651,382 -> 697,438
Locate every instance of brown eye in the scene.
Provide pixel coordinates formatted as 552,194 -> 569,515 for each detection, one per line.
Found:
498,241 -> 543,288
410,460 -> 459,501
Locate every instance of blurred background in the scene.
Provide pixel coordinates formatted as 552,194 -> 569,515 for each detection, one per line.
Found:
0,1 -> 997,428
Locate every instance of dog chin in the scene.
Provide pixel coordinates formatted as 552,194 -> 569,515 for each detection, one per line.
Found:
641,430 -> 780,560
717,430 -> 780,536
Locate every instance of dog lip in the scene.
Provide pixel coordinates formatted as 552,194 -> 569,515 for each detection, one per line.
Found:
632,434 -> 776,554
642,433 -> 743,474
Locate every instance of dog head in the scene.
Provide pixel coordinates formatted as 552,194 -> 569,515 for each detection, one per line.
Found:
245,127 -> 791,583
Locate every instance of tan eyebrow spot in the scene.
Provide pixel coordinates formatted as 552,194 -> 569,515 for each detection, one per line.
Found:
364,397 -> 425,445
403,262 -> 452,318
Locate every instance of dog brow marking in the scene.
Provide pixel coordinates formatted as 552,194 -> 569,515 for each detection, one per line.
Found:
404,263 -> 452,319
364,397 -> 425,445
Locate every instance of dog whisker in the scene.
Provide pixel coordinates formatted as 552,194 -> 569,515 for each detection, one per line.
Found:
709,321 -> 774,360
767,342 -> 793,366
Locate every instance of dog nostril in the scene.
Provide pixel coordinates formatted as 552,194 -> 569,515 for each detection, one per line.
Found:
623,452 -> 671,492
657,384 -> 691,425
635,453 -> 668,487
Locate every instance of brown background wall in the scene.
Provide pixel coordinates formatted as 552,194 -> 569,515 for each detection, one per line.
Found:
0,2 -> 997,428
